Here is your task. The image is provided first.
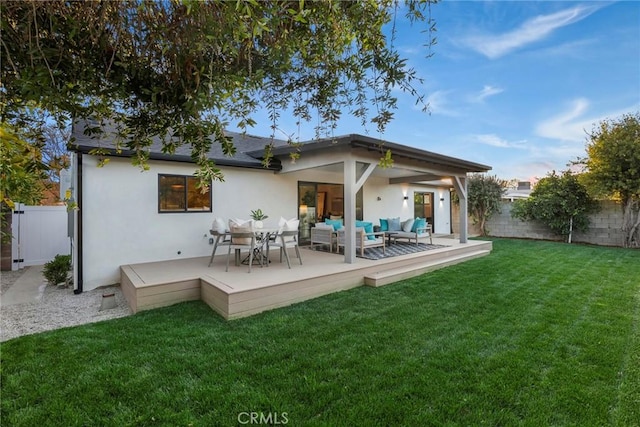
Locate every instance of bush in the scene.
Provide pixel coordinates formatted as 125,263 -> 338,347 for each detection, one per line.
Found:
43,254 -> 72,285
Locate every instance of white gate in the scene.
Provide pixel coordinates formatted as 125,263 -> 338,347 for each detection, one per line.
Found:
11,204 -> 70,270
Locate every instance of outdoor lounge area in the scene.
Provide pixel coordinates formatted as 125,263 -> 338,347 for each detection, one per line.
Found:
120,237 -> 492,319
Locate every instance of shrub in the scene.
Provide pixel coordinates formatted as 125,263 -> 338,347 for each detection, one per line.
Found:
43,254 -> 72,285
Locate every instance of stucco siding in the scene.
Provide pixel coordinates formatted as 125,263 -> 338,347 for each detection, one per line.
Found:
81,156 -> 453,290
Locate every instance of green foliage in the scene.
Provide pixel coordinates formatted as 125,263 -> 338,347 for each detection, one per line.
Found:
466,174 -> 506,236
0,123 -> 50,241
581,112 -> 640,247
249,208 -> 268,221
2,239 -> 640,425
582,112 -> 640,202
511,171 -> 598,242
0,124 -> 48,208
42,254 -> 72,285
1,0 -> 436,186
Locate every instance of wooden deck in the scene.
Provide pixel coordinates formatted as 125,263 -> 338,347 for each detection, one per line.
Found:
120,238 -> 492,319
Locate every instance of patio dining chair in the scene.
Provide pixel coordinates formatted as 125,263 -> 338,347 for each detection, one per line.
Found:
226,231 -> 263,273
208,229 -> 230,267
269,229 -> 303,269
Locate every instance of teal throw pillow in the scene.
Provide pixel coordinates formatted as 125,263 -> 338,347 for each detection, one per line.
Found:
413,217 -> 427,233
379,218 -> 388,231
325,219 -> 343,231
363,222 -> 375,240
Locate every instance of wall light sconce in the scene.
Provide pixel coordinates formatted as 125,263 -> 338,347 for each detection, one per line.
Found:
440,197 -> 445,201
403,196 -> 409,200
377,196 -> 382,201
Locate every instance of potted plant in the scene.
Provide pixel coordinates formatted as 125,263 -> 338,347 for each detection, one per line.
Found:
250,209 -> 268,228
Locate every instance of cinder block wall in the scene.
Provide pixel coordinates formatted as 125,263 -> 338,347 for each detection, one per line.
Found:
453,200 -> 626,247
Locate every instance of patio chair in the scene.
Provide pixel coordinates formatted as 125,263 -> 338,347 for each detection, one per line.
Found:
310,225 -> 336,252
337,227 -> 385,257
226,231 -> 262,273
269,229 -> 303,269
208,229 -> 230,267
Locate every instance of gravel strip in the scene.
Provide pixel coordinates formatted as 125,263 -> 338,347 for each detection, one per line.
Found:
1,268 -> 27,295
1,271 -> 131,342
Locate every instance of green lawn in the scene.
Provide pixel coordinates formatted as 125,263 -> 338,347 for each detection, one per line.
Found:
2,239 -> 639,426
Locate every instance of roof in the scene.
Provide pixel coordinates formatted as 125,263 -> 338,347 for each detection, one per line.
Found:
249,134 -> 491,173
70,121 -> 491,174
69,120 -> 289,170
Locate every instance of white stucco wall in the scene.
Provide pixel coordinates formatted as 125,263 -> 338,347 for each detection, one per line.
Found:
80,156 -> 296,289
80,156 -> 452,290
360,177 -> 451,234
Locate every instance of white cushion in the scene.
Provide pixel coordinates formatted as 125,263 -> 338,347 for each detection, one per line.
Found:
314,223 -> 333,230
363,238 -> 384,247
402,218 -> 415,233
229,218 -> 252,228
277,217 -> 299,242
211,217 -> 226,234
230,222 -> 253,245
278,216 -> 299,231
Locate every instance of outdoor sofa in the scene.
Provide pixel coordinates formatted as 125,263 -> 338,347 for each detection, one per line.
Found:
380,217 -> 433,245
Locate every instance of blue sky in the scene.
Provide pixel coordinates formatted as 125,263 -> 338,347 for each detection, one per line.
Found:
233,1 -> 640,182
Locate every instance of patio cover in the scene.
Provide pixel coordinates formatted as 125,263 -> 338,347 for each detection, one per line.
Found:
247,134 -> 492,263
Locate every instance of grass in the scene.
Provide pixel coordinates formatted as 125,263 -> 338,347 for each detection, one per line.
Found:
1,238 -> 639,426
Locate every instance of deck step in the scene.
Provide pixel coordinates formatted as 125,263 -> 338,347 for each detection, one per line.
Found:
364,249 -> 490,287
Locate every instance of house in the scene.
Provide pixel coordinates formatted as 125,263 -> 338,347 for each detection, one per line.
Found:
503,181 -> 533,201
68,121 -> 491,293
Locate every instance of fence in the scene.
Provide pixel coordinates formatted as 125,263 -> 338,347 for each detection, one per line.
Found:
453,200 -> 626,247
7,204 -> 70,270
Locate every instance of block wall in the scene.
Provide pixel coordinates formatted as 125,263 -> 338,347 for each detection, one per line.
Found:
453,200 -> 626,247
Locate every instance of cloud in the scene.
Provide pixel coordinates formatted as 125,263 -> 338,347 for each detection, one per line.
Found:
425,90 -> 460,116
474,133 -> 526,149
469,85 -> 504,103
461,5 -> 602,59
535,98 -> 637,142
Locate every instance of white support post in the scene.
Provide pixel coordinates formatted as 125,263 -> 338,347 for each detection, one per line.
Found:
454,175 -> 468,243
344,159 -> 357,263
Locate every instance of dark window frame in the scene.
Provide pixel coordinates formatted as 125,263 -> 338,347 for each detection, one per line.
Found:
158,174 -> 212,213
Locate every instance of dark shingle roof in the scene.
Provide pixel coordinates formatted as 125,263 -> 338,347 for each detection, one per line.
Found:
69,120 -> 289,170
70,120 -> 491,174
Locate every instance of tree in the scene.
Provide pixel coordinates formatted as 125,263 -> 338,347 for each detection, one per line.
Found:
1,0 -> 436,185
511,171 -> 597,243
465,174 -> 506,236
580,112 -> 640,248
0,123 -> 49,241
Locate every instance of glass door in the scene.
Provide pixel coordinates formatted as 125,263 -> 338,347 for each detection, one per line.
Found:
298,181 -> 364,243
414,192 -> 434,225
298,183 -> 317,242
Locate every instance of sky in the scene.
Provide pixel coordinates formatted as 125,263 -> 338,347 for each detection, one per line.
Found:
231,1 -> 640,182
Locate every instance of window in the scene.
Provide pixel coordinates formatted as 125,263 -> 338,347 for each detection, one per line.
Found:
158,174 -> 211,213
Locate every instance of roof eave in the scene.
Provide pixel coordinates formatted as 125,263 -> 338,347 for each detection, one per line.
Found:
70,144 -> 282,171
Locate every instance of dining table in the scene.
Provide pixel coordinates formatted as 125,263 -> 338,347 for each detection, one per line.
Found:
239,227 -> 280,267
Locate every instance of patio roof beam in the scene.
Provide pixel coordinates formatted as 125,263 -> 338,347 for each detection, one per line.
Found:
389,174 -> 442,184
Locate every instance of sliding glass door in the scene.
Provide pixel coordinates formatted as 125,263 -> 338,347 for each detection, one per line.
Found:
298,182 -> 363,243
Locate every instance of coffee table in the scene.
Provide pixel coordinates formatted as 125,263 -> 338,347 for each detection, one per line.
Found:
385,232 -> 398,246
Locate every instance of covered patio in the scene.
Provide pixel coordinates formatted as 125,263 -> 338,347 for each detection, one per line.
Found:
121,237 -> 492,319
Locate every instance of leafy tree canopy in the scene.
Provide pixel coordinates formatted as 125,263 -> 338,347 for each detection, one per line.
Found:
1,0 -> 435,184
465,174 -> 506,236
0,123 -> 48,210
579,111 -> 640,247
581,112 -> 640,203
511,170 -> 597,243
